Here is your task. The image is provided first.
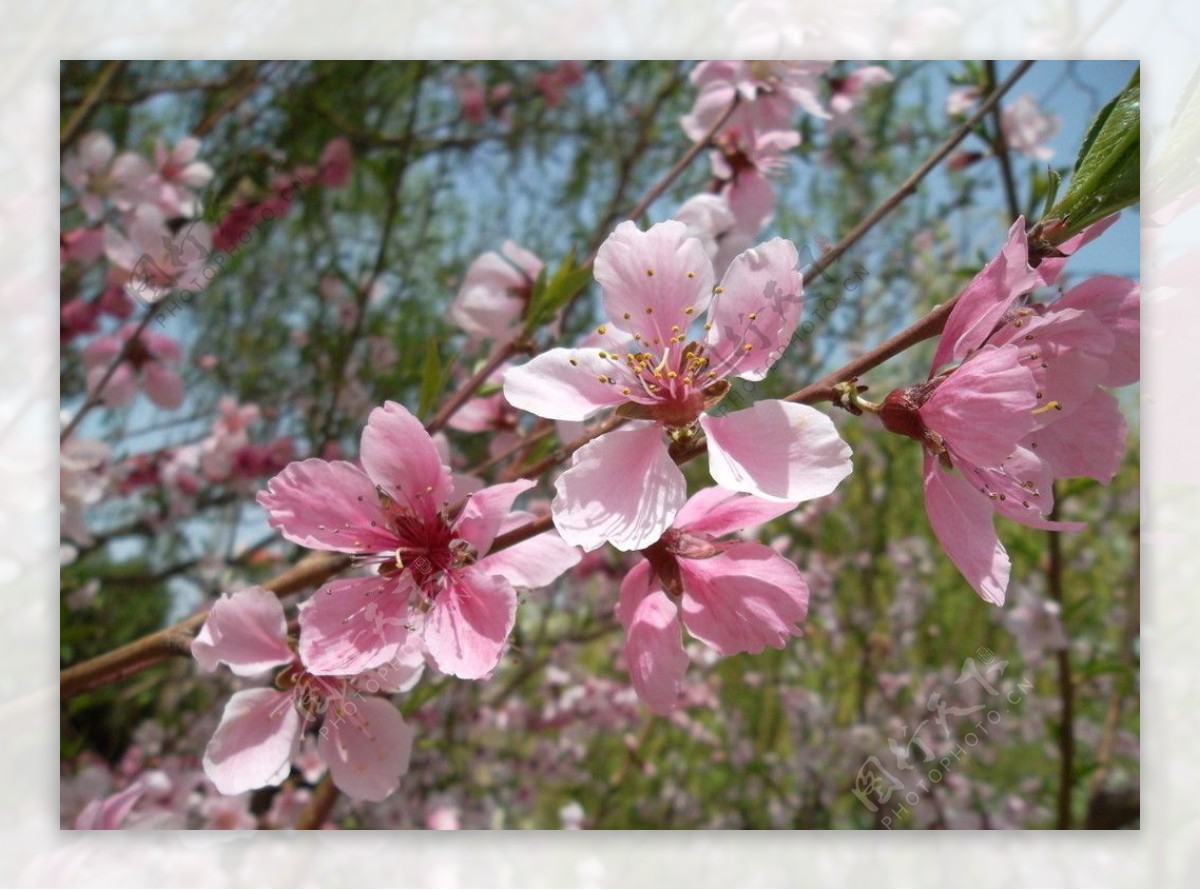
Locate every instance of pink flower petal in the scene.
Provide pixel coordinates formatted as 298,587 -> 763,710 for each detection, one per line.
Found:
617,571 -> 688,715
701,400 -> 853,502
920,344 -> 1037,468
705,238 -> 802,381
923,457 -> 1010,605
192,587 -> 294,676
594,220 -> 714,343
678,542 -> 808,655
142,361 -> 185,409
551,422 -> 686,551
359,401 -> 453,515
298,575 -> 411,676
455,479 -> 535,553
203,688 -> 301,795
318,696 -> 413,801
1034,214 -> 1119,286
74,782 -> 146,830
421,566 -> 517,679
933,217 -> 1039,370
1025,387 -> 1126,483
257,459 -> 397,553
673,486 -> 797,538
351,640 -> 427,694
503,347 -> 637,422
1055,275 -> 1140,387
475,510 -> 582,588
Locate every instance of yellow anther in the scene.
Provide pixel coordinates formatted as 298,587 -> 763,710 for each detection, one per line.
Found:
623,312 -> 632,320
1032,400 -> 1063,415
667,371 -> 678,379
703,322 -> 713,330
597,374 -> 609,383
596,325 -> 607,335
748,312 -> 757,320
645,306 -> 654,314
686,271 -> 696,278
742,343 -> 754,352
646,269 -> 655,277
569,358 -> 578,366
684,306 -> 695,314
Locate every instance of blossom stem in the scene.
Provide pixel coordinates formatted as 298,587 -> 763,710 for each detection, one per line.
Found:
59,552 -> 348,700
294,774 -> 339,829
60,303 -> 158,444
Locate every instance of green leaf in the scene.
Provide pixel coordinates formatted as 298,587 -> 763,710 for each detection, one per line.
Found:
523,251 -> 593,334
417,338 -> 445,418
1042,67 -> 1140,240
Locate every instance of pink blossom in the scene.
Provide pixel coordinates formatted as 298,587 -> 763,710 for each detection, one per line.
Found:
192,587 -> 417,801
62,131 -> 154,220
149,136 -> 214,217
827,64 -> 893,136
317,136 -> 353,188
532,61 -> 586,106
258,401 -> 580,678
945,85 -> 981,118
74,782 -> 147,829
455,74 -> 488,124
60,437 -> 110,558
616,487 -> 809,714
1000,94 -> 1061,161
104,204 -> 213,304
449,241 -> 544,344
80,323 -> 186,409
504,220 -> 853,551
880,218 -> 1138,603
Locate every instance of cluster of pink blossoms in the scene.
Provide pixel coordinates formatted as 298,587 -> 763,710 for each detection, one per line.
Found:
878,216 -> 1138,603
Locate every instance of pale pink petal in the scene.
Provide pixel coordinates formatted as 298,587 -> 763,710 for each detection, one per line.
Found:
192,587 -> 294,676
476,530 -> 581,589
1034,214 -> 1120,286
594,220 -> 714,343
75,783 -> 145,830
89,363 -> 137,408
318,697 -> 412,801
933,217 -> 1039,370
141,362 -> 185,409
455,479 -> 535,553
678,541 -> 808,655
1025,388 -> 1126,483
924,457 -> 1009,605
971,447 -> 1086,532
673,486 -> 797,538
724,171 -> 776,244
503,347 -> 637,422
351,640 -> 426,694
1055,275 -> 1140,387
705,238 -> 803,380
298,574 -> 411,676
359,401 -> 453,513
701,400 -> 853,503
619,582 -> 688,716
421,566 -> 517,679
257,459 -> 396,553
203,688 -> 301,795
920,344 -> 1037,468
551,422 -> 686,552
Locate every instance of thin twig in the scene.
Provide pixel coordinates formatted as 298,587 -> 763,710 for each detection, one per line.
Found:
985,60 -> 1022,221
294,774 -> 338,829
61,60 -> 126,150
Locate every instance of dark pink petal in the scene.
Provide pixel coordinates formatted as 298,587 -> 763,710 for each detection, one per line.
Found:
89,363 -> 137,407
421,566 -> 517,679
1034,214 -> 1120,286
673,486 -> 797,537
551,422 -> 686,552
455,479 -> 535,554
318,697 -> 412,801
620,583 -> 688,716
298,575 -> 411,676
202,688 -> 301,795
1055,275 -> 1140,387
351,640 -> 426,694
503,346 -> 641,422
594,220 -> 714,344
920,344 -> 1037,468
923,457 -> 1009,605
1025,388 -> 1126,483
192,587 -> 294,676
701,400 -> 853,502
706,238 -> 803,381
678,542 -> 808,655
142,361 -> 185,409
359,401 -> 453,515
257,459 -> 396,553
475,510 -> 582,588
933,217 -> 1039,370
974,447 -> 1086,532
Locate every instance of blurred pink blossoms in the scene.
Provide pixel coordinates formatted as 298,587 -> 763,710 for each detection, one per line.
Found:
504,220 -> 853,552
879,216 -> 1138,603
617,487 -> 809,714
258,401 -> 579,679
